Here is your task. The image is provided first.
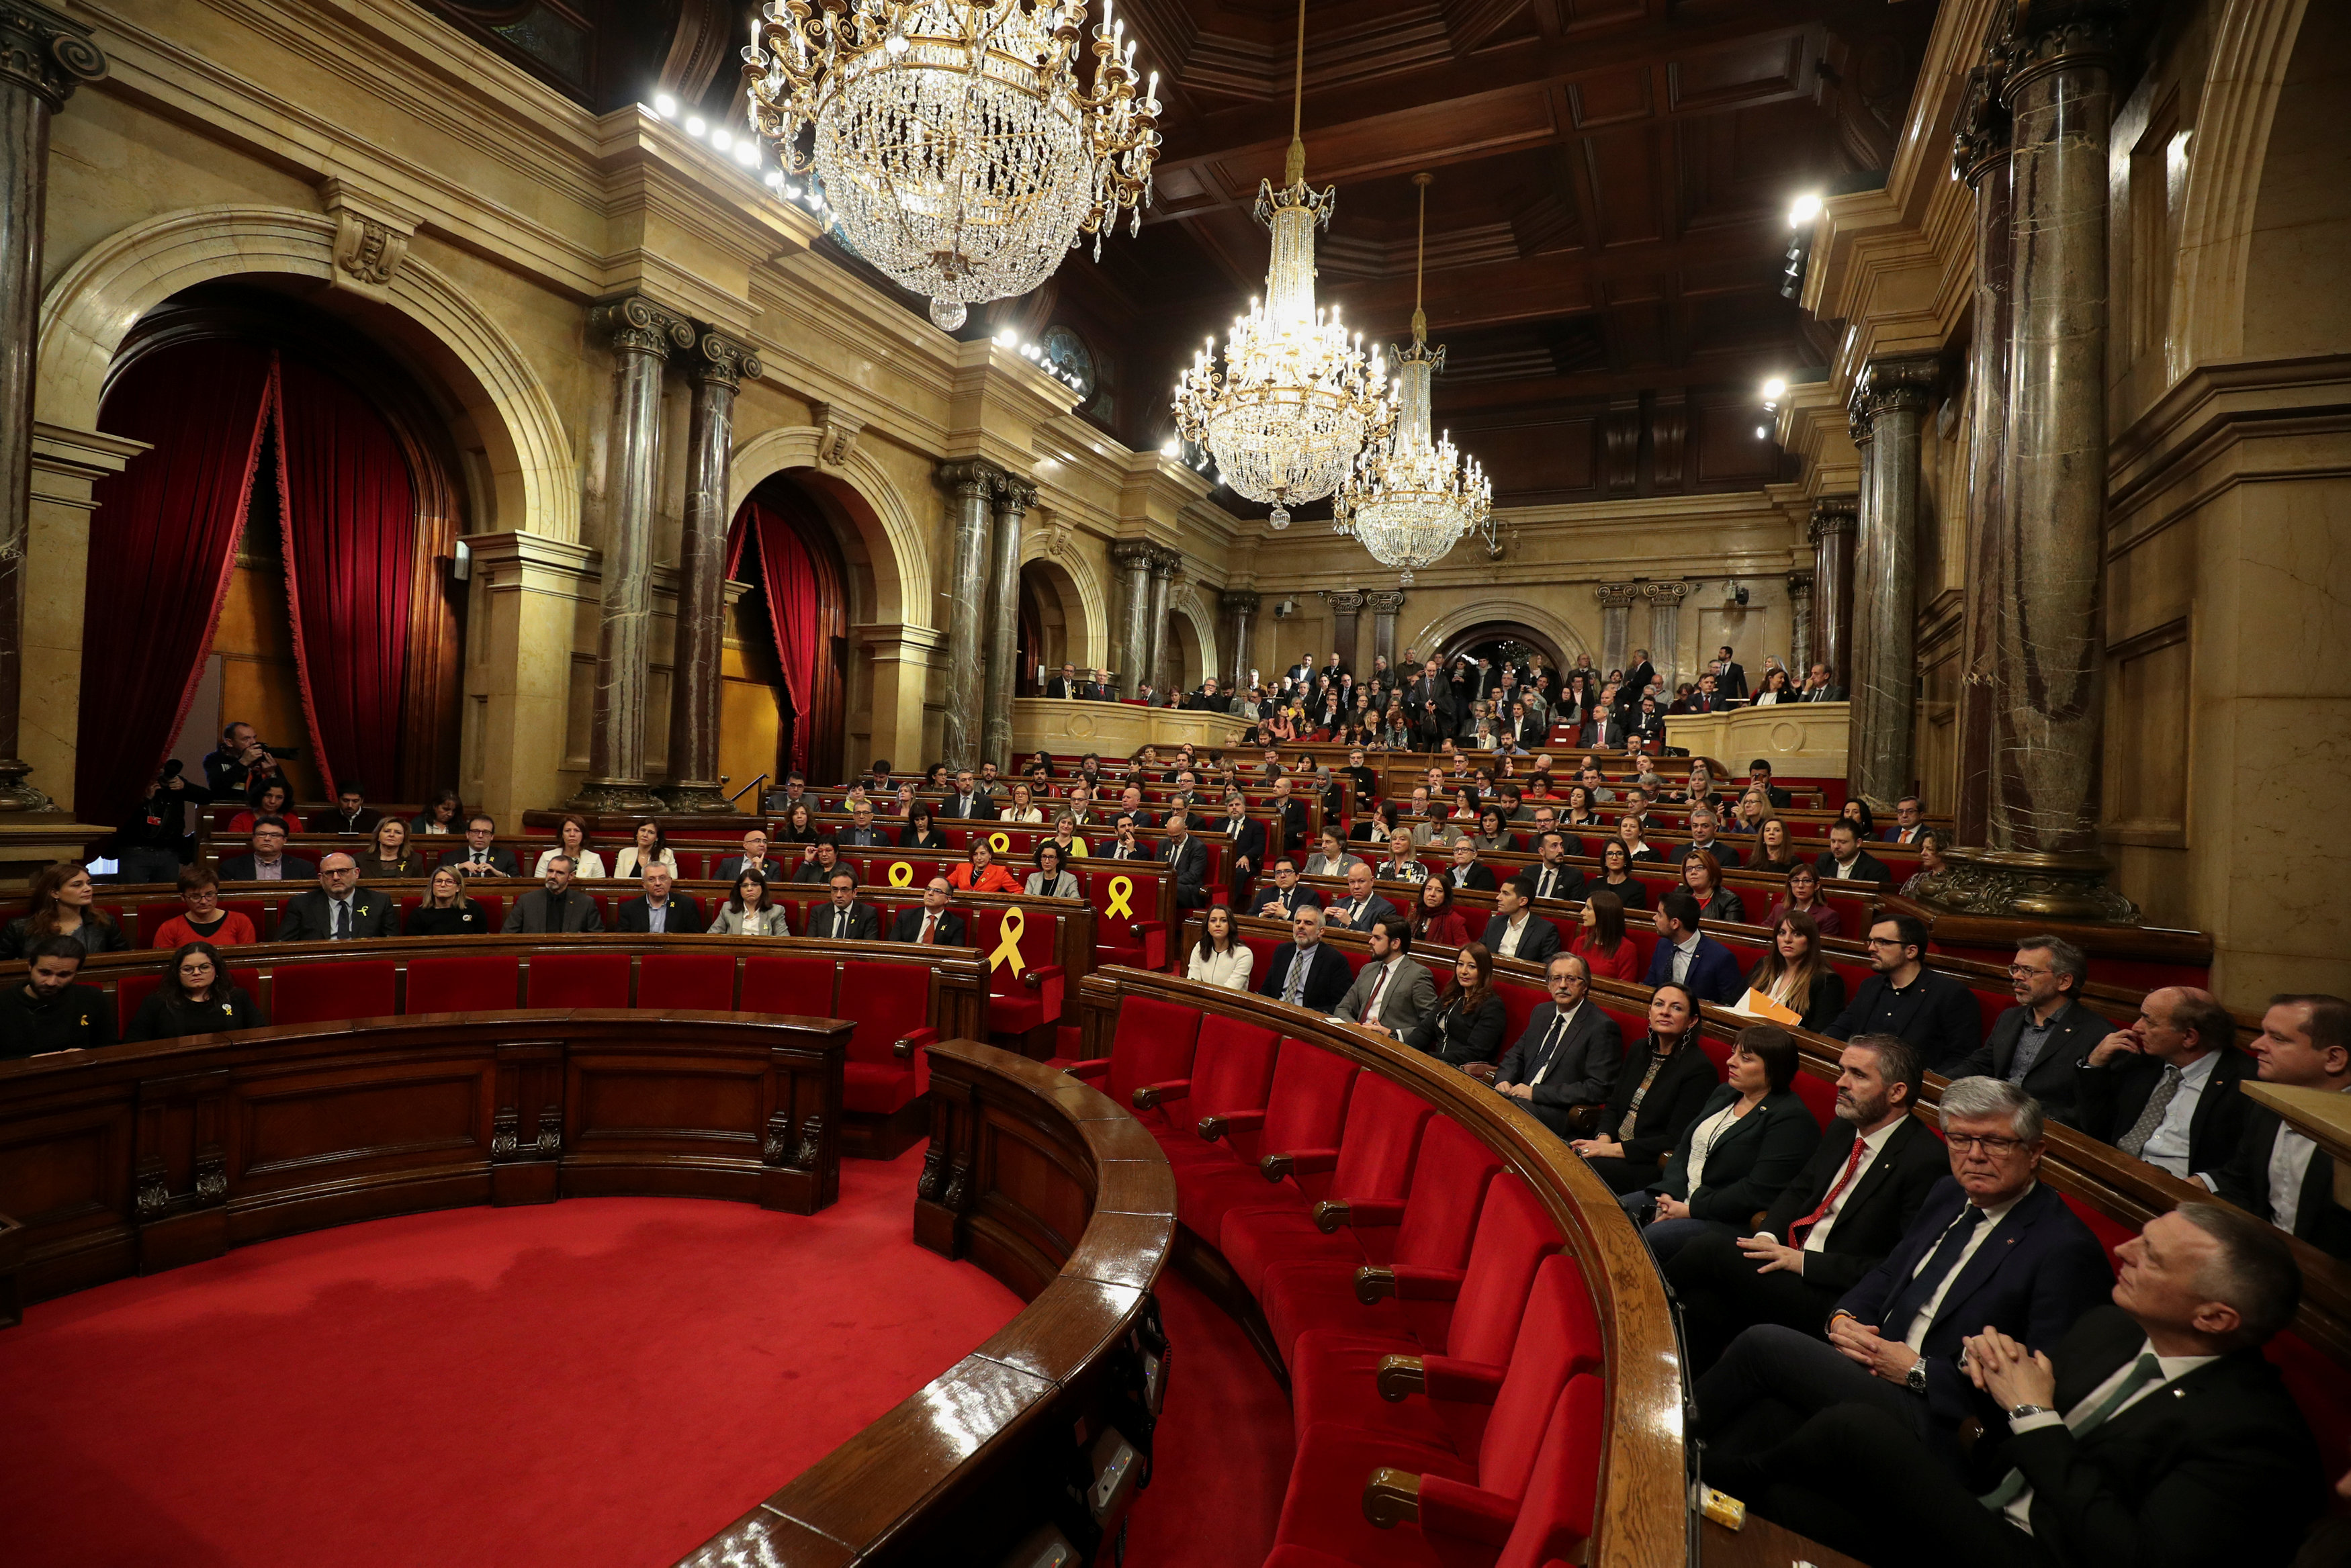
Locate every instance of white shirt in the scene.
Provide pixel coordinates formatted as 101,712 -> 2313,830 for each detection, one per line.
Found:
2001,1337 -> 2218,1532
1799,1119 -> 1903,1254
1683,1101 -> 1746,1191
1527,1001 -> 1585,1087
1902,1185 -> 2033,1353
1668,929 -> 1701,985
2136,1049 -> 2220,1179
1495,911 -> 1533,959
2272,1119 -> 2323,1231
1829,855 -> 1862,880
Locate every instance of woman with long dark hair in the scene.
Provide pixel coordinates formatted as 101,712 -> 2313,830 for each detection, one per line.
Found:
1186,905 -> 1253,990
1410,874 -> 1471,948
532,815 -> 605,879
899,803 -> 949,851
1571,889 -> 1639,982
410,790 -> 465,837
1763,862 -> 1842,935
228,780 -> 301,835
1405,941 -> 1507,1066
1026,841 -> 1081,899
1,861 -> 128,960
709,869 -> 789,935
124,941 -> 266,1041
1570,983 -> 1720,1195
1742,911 -> 1847,1031
611,819 -> 676,880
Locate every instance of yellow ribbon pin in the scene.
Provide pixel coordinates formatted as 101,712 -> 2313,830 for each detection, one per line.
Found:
988,906 -> 1026,974
887,860 -> 914,887
1105,875 -> 1135,919
989,831 -> 1011,854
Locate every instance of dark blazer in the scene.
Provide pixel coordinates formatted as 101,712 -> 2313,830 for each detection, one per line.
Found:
125,986 -> 267,1042
1598,1039 -> 1721,1168
1220,816 -> 1268,876
1326,892 -> 1399,933
712,855 -> 785,884
1257,941 -> 1353,1014
404,902 -> 490,936
437,845 -> 519,877
1253,883 -> 1322,919
889,906 -> 969,946
1593,876 -> 1649,911
1835,1178 -> 2114,1429
1954,999 -> 2112,1123
1268,796 -> 1310,852
1683,838 -> 1744,870
1495,1001 -> 1624,1129
1802,683 -> 1849,702
2076,1046 -> 2255,1180
273,888 -> 400,942
1157,833 -> 1209,909
1405,988 -> 1508,1066
1823,968 -> 1985,1075
1653,1086 -> 1821,1221
500,889 -> 604,933
1755,1113 -> 1949,1295
835,825 -> 891,848
1642,933 -> 1747,1006
938,792 -> 990,819
1524,862 -> 1586,903
1813,848 -> 1892,885
2213,1103 -> 2351,1260
806,901 -> 881,941
899,826 -> 950,850
614,892 -> 707,934
0,917 -> 129,961
1980,1303 -> 2322,1568
1694,887 -> 1747,925
217,854 -> 320,883
1446,862 -> 1499,892
1478,911 -> 1561,966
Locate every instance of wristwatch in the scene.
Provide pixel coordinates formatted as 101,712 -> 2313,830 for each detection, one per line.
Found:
1904,1358 -> 1928,1395
2007,1403 -> 2053,1421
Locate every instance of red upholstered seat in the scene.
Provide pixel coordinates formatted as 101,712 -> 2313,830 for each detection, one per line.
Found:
1131,1012 -> 1281,1136
1173,1039 -> 1358,1242
116,972 -> 161,1029
526,952 -> 630,1008
2062,1191 -> 2135,1271
272,961 -> 395,1025
838,958 -> 932,1113
2268,1330 -> 2351,1480
973,907 -> 1065,1040
404,955 -> 521,1013
740,956 -> 836,1017
134,903 -> 180,948
1065,993 -> 1203,1108
1789,1064 -> 1837,1129
636,953 -> 735,1011
1493,1376 -> 1605,1568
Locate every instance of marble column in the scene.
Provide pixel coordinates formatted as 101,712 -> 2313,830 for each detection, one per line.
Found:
1845,355 -> 1940,812
1807,498 -> 1858,687
1145,547 -> 1180,692
1642,582 -> 1689,691
659,329 -> 760,812
1787,571 -> 1815,679
1110,541 -> 1154,696
570,295 -> 694,812
979,477 -> 1033,770
934,459 -> 1002,768
1951,60 -> 2014,851
1220,588 -> 1259,688
1596,584 -> 1636,675
1366,589 -> 1405,671
1328,590 -> 1365,676
0,5 -> 103,811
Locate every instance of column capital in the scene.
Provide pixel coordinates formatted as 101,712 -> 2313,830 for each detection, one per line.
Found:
1326,589 -> 1367,614
1147,543 -> 1184,575
1109,539 -> 1157,571
936,457 -> 1006,498
1595,583 -> 1640,608
0,2 -> 105,113
1786,570 -> 1815,599
1808,496 -> 1860,540
590,295 -> 695,359
687,328 -> 762,392
1951,59 -> 2011,185
1364,589 -> 1406,615
993,476 -> 1038,514
2001,0 -> 2130,93
1641,581 -> 1689,606
1219,588 -> 1261,613
1851,353 -> 1943,426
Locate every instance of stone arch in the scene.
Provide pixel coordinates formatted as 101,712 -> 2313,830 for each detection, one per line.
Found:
1018,557 -> 1100,675
1408,598 -> 1589,670
1169,588 -> 1218,692
37,204 -> 577,541
1019,531 -> 1106,669
727,426 -> 927,627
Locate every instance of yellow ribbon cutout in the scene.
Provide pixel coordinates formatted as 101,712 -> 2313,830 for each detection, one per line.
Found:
1105,875 -> 1135,919
989,906 -> 1027,974
887,860 -> 914,887
989,831 -> 1011,854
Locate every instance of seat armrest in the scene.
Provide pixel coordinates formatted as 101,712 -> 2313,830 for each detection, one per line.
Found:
1261,1148 -> 1337,1181
1022,962 -> 1064,991
1362,1468 -> 1422,1530
1421,1355 -> 1508,1405
1133,1078 -> 1192,1111
1413,1474 -> 1517,1549
1313,1199 -> 1349,1234
1132,921 -> 1169,968
1374,1354 -> 1423,1402
1200,1108 -> 1265,1142
893,1025 -> 940,1060
1390,1264 -> 1468,1301
1065,1057 -> 1110,1082
1354,1265 -> 1395,1304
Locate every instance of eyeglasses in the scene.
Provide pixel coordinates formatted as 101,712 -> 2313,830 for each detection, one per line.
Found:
1946,1134 -> 2027,1154
2005,964 -> 2051,979
1864,937 -> 1906,950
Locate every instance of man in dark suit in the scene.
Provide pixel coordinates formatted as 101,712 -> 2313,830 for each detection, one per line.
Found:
1699,1076 -> 2113,1471
1801,663 -> 1848,701
1258,903 -> 1352,1013
1480,875 -> 1560,966
889,877 -> 968,946
1218,791 -> 1266,904
1441,834 -> 1499,892
1267,776 -> 1310,854
1157,811 -> 1209,911
809,868 -> 881,941
274,853 -> 399,941
1045,662 -> 1084,698
440,815 -> 519,879
1815,821 -> 1891,884
218,817 -> 318,883
1823,913 -> 1984,1074
1882,794 -> 1933,844
712,827 -> 782,884
1952,937 -> 2109,1124
322,786 -> 382,836
1327,862 -> 1397,934
1252,857 -> 1321,921
1642,890 -> 1746,1005
615,864 -> 704,933
1685,674 -> 1735,714
1712,646 -> 1748,700
1493,953 -> 1623,1134
1680,805 -> 1743,868
2207,993 -> 2351,1258
1734,1203 -> 2320,1568
1622,651 -> 1655,705
836,800 -> 891,848
1114,785 -> 1156,831
1525,832 -> 1586,903
2076,986 -> 2254,1183
1102,814 -> 1154,861
501,858 -> 604,933
1744,760 -> 1793,809
1667,1035 -> 1949,1369
938,770 -> 989,819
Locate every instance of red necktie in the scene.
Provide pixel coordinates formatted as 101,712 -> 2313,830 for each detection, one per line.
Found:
1363,963 -> 1390,1021
1788,1136 -> 1871,1246
920,913 -> 936,945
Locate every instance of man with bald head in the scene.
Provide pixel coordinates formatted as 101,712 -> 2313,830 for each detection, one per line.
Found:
2076,986 -> 2255,1183
889,878 -> 967,946
617,862 -> 703,934
274,851 -> 398,940
1329,860 -> 1397,933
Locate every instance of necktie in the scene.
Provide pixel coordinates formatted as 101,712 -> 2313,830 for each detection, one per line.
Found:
334,899 -> 351,939
1531,1013 -> 1567,1082
2117,1065 -> 2184,1158
920,913 -> 937,945
1980,1352 -> 2165,1512
1362,962 -> 1390,1021
836,908 -> 848,938
1284,948 -> 1310,1005
1789,1135 -> 1871,1246
1883,1205 -> 1988,1335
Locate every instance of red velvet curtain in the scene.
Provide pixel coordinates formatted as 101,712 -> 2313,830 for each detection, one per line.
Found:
77,340 -> 278,829
272,357 -> 416,798
727,486 -> 845,780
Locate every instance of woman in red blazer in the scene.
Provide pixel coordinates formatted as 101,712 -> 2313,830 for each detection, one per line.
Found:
1410,874 -> 1472,949
1570,888 -> 1640,982
946,841 -> 1020,894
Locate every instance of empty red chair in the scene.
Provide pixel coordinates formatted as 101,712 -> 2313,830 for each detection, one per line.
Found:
637,953 -> 735,1010
134,903 -> 181,949
836,958 -> 937,1116
740,956 -> 836,1017
973,906 -> 1065,1053
115,972 -> 161,1030
271,961 -> 396,1025
406,955 -> 521,1013
526,952 -> 630,1008
1173,1038 -> 1357,1241
1129,1011 -> 1280,1143
1065,993 -> 1203,1108
1090,867 -> 1171,971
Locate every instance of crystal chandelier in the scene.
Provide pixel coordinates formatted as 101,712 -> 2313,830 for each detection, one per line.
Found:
1169,0 -> 1390,530
1333,173 -> 1491,585
742,0 -> 1163,332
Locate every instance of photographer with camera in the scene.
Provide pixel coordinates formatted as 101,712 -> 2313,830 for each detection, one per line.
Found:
202,721 -> 287,798
116,761 -> 212,884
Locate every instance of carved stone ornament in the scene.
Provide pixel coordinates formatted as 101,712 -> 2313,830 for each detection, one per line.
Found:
491,1105 -> 519,1160
0,1 -> 105,112
942,1156 -> 973,1213
1642,581 -> 1690,606
318,178 -> 422,302
1327,590 -> 1367,614
994,475 -> 1038,516
1219,588 -> 1261,614
1914,848 -> 2143,923
1951,58 -> 2012,184
1147,543 -> 1184,577
135,1156 -> 168,1218
1595,584 -> 1640,608
1808,497 -> 1860,541
1786,571 -> 1815,602
590,295 -> 697,359
813,400 -> 865,468
1364,589 -> 1407,615
916,1137 -> 948,1201
936,457 -> 1005,500
1854,355 -> 1943,424
689,329 -> 762,393
2002,0 -> 2129,89
1109,539 -> 1156,573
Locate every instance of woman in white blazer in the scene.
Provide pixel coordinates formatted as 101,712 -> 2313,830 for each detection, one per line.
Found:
1186,905 -> 1254,990
533,815 -> 607,879
611,819 -> 679,880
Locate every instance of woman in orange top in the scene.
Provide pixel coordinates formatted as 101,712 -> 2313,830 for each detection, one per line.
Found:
946,840 -> 1020,895
150,866 -> 258,949
1570,889 -> 1640,982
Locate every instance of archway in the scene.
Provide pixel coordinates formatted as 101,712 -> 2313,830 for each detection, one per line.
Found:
1435,621 -> 1567,677
726,474 -> 852,790
1016,558 -> 1096,692
1409,597 -> 1589,678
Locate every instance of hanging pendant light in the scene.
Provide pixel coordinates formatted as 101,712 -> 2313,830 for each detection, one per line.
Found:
1168,0 -> 1391,528
1333,171 -> 1491,585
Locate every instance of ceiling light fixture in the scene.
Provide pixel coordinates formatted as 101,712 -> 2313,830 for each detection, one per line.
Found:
1788,193 -> 1823,226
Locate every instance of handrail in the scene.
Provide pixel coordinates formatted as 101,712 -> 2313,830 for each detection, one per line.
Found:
724,772 -> 768,806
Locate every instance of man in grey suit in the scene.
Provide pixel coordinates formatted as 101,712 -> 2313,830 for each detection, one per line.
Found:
808,868 -> 881,941
502,856 -> 604,932
1493,954 -> 1624,1136
836,800 -> 891,848
1331,913 -> 1438,1039
1327,861 -> 1396,934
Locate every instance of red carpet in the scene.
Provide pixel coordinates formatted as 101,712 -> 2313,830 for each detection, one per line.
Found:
0,1150 -> 1020,1568
1125,1268 -> 1294,1568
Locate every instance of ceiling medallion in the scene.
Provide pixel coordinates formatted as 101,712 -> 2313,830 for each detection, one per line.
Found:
1169,0 -> 1390,531
1333,172 -> 1491,585
742,0 -> 1163,332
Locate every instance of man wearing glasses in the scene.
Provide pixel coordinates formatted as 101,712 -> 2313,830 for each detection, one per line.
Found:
1823,913 -> 1983,1074
1950,937 -> 2109,1125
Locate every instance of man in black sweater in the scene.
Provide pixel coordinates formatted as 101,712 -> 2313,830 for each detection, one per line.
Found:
1823,913 -> 1983,1074
0,939 -> 116,1058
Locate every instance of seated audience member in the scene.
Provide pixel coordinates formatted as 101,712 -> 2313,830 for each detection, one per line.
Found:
997,782 -> 1044,824
228,779 -> 303,836
1742,911 -> 1847,1031
1406,940 -> 1508,1066
1493,954 -> 1624,1134
711,829 -> 780,884
1332,913 -> 1438,1040
1681,850 -> 1745,925
1442,833 -> 1498,892
1409,874 -> 1472,949
899,803 -> 950,851
410,790 -> 463,837
1101,813 -> 1153,861
1667,1035 -> 1945,1370
708,869 -> 789,936
1953,937 -> 2109,1124
1481,874 -> 1561,966
948,841 -> 1020,896
1525,831 -> 1586,904
531,816 -> 605,879
273,854 -> 398,941
1642,890 -> 1745,1005
1882,794 -> 1932,845
1025,841 -> 1081,899
152,866 -> 258,949
1734,1205 -> 2319,1568
789,837 -> 846,885
323,785 -> 380,836
939,769 -> 989,819
1898,827 -> 1951,898
0,937 -> 116,1058
615,864 -> 703,934
1219,791 -> 1264,896
1823,914 -> 1984,1074
1595,840 -> 1650,909
1259,903 -> 1351,1013
1572,982 -> 1718,1194
501,856 -> 603,933
125,941 -> 265,1040
1157,811 -> 1208,911
1814,821 -> 1892,884
404,866 -> 489,935
773,803 -> 819,846
1744,759 -> 1793,809
219,819 -> 319,885
1800,662 -> 1847,701
1839,799 -> 1879,839
889,878 -> 967,946
2076,986 -> 2252,1182
1329,862 -> 1398,934
1254,856 -> 1321,921
1748,815 -> 1803,876
809,869 -> 879,941
610,820 -> 676,880
1697,1078 -> 2113,1472
1682,806 -> 1743,868
1572,891 -> 1640,983
1186,905 -> 1254,991
1380,833 -> 1431,886
1629,1024 -> 1821,1262
1618,814 -> 1667,865
439,815 -> 519,878
2207,993 -> 2351,1258
1,860 -> 129,960
1762,862 -> 1840,935
359,817 -> 425,880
